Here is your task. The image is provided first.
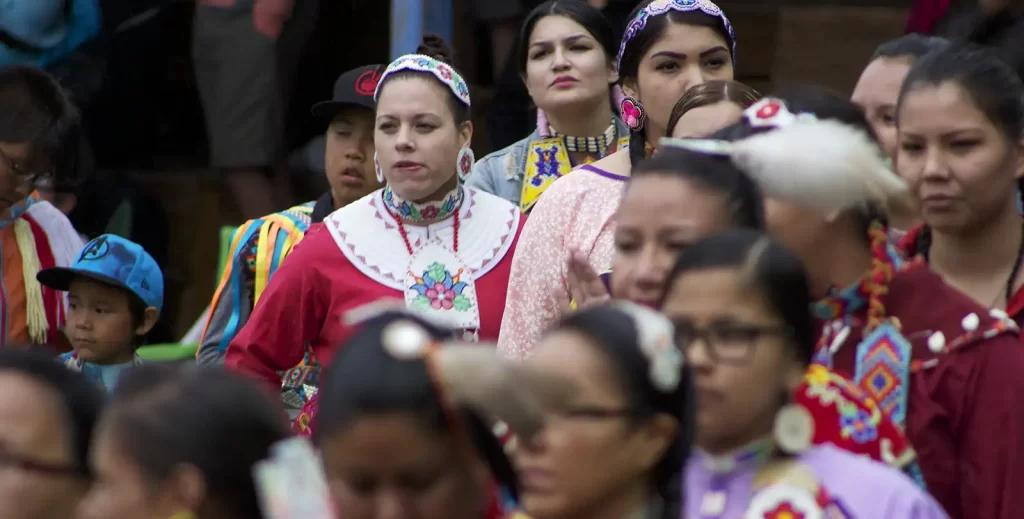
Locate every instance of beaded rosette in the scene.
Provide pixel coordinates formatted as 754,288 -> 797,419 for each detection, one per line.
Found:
745,460 -> 852,519
617,0 -> 736,68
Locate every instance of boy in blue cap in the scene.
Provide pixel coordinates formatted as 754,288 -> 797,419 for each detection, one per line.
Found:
36,234 -> 163,392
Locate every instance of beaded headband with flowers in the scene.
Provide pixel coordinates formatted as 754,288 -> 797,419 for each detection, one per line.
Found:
617,0 -> 737,70
612,301 -> 684,393
374,54 -> 471,107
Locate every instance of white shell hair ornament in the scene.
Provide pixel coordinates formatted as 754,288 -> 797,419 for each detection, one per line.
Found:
381,320 -> 433,360
659,97 -> 909,213
612,301 -> 683,392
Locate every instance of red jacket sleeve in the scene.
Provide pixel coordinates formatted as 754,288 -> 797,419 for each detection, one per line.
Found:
224,233 -> 327,390
957,337 -> 1024,518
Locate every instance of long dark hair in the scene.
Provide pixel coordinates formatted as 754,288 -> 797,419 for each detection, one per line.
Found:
106,365 -> 290,519
316,311 -> 519,498
662,229 -> 815,364
619,0 -> 736,167
518,1 -> 617,75
630,146 -> 765,230
518,0 -> 619,135
896,44 -> 1024,260
0,349 -> 105,477
553,304 -> 692,519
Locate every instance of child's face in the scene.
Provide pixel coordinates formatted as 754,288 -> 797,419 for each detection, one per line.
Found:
66,279 -> 138,364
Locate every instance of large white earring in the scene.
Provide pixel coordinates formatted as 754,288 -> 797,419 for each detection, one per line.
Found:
773,403 -> 814,455
374,152 -> 384,183
456,146 -> 475,183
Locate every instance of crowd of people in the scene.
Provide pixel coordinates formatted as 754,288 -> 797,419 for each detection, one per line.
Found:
3,0 -> 1024,518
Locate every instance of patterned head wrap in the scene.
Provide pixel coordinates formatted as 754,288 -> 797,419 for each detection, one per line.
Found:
617,0 -> 737,70
374,54 -> 472,107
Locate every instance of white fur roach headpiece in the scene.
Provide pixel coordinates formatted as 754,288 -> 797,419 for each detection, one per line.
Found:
659,98 -> 909,213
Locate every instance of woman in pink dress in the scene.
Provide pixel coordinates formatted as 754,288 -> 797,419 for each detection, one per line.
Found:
499,0 -> 739,359
224,37 -> 523,433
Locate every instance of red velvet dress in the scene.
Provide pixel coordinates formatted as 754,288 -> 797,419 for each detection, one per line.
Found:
226,188 -> 522,396
817,226 -> 1024,519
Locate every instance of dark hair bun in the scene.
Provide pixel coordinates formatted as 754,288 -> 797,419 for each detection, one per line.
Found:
417,33 -> 455,64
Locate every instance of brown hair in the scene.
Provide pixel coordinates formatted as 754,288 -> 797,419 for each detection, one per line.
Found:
666,80 -> 761,137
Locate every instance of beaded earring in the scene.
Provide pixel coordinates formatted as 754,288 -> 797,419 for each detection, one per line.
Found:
457,146 -> 475,182
620,96 -> 646,131
773,403 -> 814,454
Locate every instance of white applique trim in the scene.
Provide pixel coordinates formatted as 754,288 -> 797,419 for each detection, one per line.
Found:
961,312 -> 980,332
990,308 -> 1010,321
326,188 -> 520,290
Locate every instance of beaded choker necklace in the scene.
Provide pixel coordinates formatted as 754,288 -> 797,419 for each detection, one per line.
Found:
382,185 -> 463,223
549,120 -> 617,157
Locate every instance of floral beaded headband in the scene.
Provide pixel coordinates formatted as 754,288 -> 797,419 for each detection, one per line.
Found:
617,0 -> 737,70
374,54 -> 472,107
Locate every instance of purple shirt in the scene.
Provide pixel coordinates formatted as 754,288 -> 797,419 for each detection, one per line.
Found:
685,444 -> 949,518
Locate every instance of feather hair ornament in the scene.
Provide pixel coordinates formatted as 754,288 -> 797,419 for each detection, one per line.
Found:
659,117 -> 910,213
344,302 -> 573,441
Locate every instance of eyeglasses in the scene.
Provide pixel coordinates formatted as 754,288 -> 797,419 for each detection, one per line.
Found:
0,450 -> 87,477
674,320 -> 789,364
0,147 -> 50,186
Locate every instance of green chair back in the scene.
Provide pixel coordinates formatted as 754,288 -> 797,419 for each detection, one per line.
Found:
137,343 -> 199,362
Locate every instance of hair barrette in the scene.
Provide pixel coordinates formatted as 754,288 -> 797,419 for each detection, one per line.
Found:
743,98 -> 818,129
613,301 -> 683,392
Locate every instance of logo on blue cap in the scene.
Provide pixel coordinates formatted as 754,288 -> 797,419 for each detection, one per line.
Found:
39,234 -> 164,311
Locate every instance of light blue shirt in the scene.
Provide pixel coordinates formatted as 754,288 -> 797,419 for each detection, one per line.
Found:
0,0 -> 102,67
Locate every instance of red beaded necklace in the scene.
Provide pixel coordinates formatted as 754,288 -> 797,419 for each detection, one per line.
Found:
390,209 -> 460,255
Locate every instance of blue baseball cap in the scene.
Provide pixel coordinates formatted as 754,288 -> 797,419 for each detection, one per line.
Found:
37,234 -> 164,311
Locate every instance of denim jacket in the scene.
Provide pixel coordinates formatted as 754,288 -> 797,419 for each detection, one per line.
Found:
466,117 -> 630,210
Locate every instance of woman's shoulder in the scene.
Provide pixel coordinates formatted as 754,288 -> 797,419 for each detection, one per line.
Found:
804,445 -> 940,506
473,133 -> 538,183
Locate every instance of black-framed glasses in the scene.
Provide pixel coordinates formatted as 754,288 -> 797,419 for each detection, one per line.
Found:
674,320 -> 789,364
0,146 -> 50,186
0,451 -> 87,478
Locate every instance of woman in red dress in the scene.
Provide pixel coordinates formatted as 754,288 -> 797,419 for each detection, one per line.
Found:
224,37 -> 523,427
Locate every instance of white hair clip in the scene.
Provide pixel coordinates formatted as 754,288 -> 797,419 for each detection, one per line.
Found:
743,98 -> 818,129
659,137 -> 734,156
381,320 -> 434,360
613,301 -> 683,392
